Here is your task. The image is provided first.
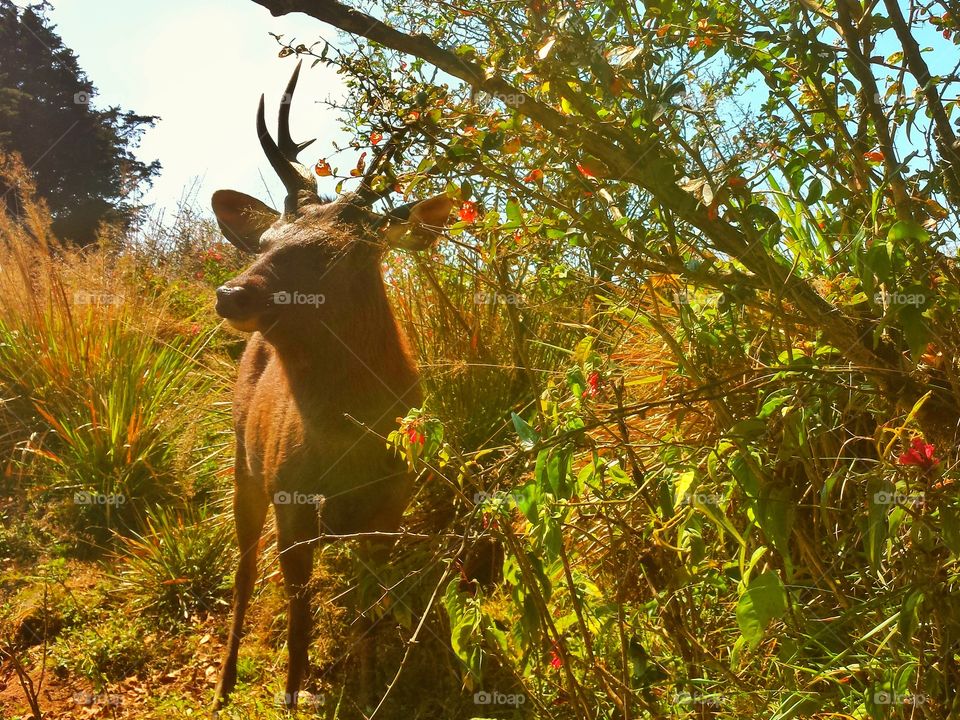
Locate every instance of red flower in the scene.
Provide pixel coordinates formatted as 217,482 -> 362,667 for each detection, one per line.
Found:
549,647 -> 563,668
459,201 -> 478,223
406,425 -> 425,446
863,150 -> 884,163
582,371 -> 600,398
898,437 -> 940,470
370,131 -> 383,146
524,168 -> 544,184
576,162 -> 595,178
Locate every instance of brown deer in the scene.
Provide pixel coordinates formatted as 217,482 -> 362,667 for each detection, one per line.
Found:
209,61 -> 453,712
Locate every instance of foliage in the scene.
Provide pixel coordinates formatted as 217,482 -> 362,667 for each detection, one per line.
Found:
0,152 -> 231,548
51,613 -> 158,690
254,0 -> 960,717
115,505 -> 236,624
6,0 -> 960,717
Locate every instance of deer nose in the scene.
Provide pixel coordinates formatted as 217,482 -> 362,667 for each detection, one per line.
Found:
215,285 -> 254,319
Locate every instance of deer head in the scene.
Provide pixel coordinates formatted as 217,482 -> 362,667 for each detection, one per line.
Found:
211,61 -> 453,339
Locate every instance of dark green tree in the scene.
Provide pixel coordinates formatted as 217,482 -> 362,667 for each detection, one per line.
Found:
0,0 -> 159,244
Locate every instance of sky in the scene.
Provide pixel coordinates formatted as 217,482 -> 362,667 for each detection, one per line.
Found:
45,0 -> 350,218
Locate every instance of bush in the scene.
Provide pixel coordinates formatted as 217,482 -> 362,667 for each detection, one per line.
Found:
115,505 -> 236,624
51,612 -> 157,689
0,153 -> 229,545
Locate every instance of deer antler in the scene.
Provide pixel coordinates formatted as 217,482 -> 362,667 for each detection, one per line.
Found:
257,60 -> 318,200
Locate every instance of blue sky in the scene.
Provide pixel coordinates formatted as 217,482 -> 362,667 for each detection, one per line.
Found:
46,0 -> 349,216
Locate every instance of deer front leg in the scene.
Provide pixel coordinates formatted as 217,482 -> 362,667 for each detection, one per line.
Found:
276,503 -> 317,710
212,464 -> 268,714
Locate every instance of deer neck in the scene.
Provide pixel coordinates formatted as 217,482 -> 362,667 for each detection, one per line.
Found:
271,282 -> 420,425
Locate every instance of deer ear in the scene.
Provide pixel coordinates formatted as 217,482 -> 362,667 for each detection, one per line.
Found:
211,190 -> 280,253
382,195 -> 455,250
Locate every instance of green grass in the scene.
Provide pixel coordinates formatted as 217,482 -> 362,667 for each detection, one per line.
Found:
115,504 -> 236,624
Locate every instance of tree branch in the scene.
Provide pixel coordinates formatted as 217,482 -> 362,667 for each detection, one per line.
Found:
835,0 -> 914,220
881,0 -> 960,203
249,0 -> 912,389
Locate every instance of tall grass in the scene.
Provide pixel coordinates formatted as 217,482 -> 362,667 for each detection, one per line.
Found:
116,504 -> 236,623
0,152 -> 231,546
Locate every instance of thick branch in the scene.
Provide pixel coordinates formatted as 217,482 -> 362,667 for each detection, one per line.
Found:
881,0 -> 960,203
836,0 -> 914,220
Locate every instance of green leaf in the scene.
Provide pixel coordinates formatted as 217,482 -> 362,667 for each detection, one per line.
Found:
756,485 -> 796,572
442,580 -> 484,677
866,477 -> 892,570
727,418 -> 767,441
511,412 -> 538,449
736,571 -> 788,649
899,304 -> 932,360
728,450 -> 760,497
546,447 -> 572,497
805,178 -> 823,204
940,505 -> 960,555
862,243 -> 892,283
673,470 -> 695,507
887,220 -> 930,244
898,589 -> 924,641
505,197 -> 523,229
534,446 -> 572,497
514,481 -> 540,524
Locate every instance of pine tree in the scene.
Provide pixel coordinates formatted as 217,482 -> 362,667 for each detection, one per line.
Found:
0,1 -> 160,244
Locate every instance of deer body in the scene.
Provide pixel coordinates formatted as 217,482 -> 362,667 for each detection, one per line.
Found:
210,63 -> 452,713
235,322 -> 418,533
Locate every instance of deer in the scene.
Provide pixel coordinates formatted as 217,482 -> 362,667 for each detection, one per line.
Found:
209,61 -> 453,713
